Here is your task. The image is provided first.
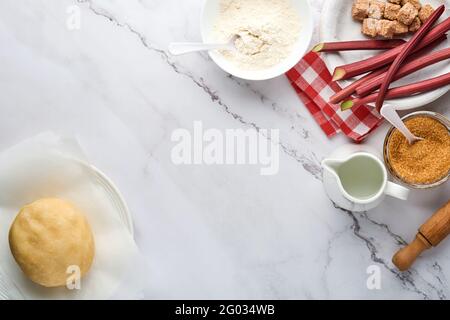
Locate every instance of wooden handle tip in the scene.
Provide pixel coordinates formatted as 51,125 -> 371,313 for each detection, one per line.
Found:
392,235 -> 431,271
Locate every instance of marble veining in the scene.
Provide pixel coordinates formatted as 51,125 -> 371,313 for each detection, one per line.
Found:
80,0 -> 325,180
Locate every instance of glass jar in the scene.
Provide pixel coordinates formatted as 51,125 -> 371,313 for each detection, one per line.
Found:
383,111 -> 450,189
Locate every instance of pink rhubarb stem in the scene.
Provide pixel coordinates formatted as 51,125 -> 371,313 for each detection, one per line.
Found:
313,39 -> 406,52
332,35 -> 446,103
341,72 -> 450,110
329,68 -> 387,104
356,47 -> 450,97
375,5 -> 445,111
332,15 -> 450,81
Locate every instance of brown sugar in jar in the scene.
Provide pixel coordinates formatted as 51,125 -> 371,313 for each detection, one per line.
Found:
387,115 -> 450,185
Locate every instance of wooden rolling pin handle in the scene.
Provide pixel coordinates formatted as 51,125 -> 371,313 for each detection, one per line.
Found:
392,233 -> 432,271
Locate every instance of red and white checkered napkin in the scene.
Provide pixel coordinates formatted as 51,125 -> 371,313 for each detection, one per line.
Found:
286,51 -> 383,142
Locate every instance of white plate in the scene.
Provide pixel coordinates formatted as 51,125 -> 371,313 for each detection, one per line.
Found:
0,160 -> 134,300
84,163 -> 134,237
201,0 -> 314,80
61,158 -> 134,237
320,0 -> 450,109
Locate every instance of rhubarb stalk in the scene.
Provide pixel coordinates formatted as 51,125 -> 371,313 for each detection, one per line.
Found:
313,39 -> 406,52
331,35 -> 446,103
341,72 -> 450,110
329,68 -> 387,104
375,5 -> 445,111
332,16 -> 450,81
356,47 -> 450,97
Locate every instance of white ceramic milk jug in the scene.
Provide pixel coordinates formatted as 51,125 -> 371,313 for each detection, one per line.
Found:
322,145 -> 409,212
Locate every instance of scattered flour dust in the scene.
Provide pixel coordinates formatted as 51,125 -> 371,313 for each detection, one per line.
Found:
213,0 -> 301,70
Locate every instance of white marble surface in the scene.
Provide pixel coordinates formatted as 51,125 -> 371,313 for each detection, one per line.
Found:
0,0 -> 449,299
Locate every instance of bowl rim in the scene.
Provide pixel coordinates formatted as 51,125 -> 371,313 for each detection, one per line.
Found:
200,0 -> 314,81
383,111 -> 450,189
320,0 -> 450,109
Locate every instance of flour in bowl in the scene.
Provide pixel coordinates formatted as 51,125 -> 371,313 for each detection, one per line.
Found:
213,0 -> 301,71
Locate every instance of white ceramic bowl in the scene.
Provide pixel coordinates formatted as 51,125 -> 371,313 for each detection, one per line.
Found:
88,165 -> 134,236
201,0 -> 314,80
320,0 -> 450,109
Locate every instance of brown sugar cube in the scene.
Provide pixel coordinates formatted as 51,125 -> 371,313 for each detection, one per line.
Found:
397,2 -> 419,25
368,0 -> 386,19
352,0 -> 370,21
362,18 -> 380,37
388,0 -> 402,4
377,20 -> 397,38
384,3 -> 401,20
409,17 -> 422,32
402,0 -> 422,10
394,21 -> 410,34
419,4 -> 435,23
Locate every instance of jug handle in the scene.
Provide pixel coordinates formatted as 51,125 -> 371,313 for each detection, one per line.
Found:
385,181 -> 410,200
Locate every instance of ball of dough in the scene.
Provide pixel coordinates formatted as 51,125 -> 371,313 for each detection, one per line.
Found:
9,198 -> 95,288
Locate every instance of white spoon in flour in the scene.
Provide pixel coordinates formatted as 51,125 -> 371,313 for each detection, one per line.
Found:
168,35 -> 239,56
